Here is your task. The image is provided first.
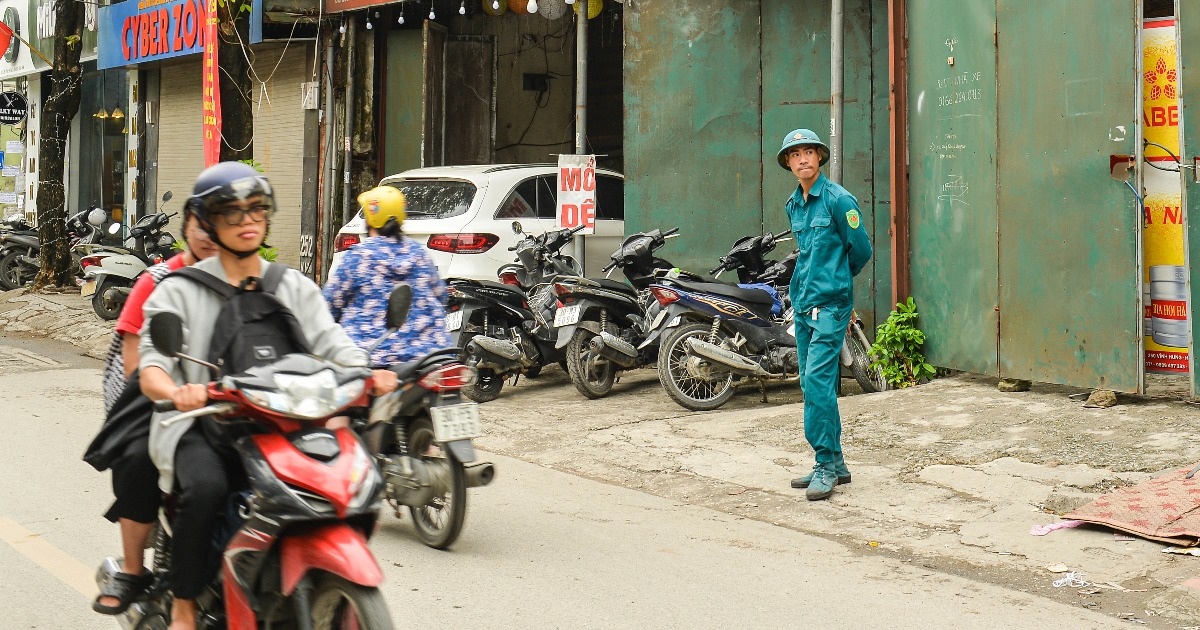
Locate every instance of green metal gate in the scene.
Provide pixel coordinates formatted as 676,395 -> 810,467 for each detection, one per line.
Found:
1177,1 -> 1200,397
908,0 -> 1142,391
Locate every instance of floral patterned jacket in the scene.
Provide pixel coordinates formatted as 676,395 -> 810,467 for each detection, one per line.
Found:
323,235 -> 450,365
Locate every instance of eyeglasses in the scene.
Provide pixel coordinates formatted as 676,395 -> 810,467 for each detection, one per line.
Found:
212,204 -> 271,226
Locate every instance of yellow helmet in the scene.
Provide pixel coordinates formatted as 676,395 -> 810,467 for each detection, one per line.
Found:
359,186 -> 407,229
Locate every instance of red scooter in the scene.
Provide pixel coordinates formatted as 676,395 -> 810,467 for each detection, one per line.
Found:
96,311 -> 394,629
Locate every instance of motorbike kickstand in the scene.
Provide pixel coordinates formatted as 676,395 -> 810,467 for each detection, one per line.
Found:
759,380 -> 768,403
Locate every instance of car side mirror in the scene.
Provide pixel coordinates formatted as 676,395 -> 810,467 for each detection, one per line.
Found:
149,313 -> 185,358
386,284 -> 413,330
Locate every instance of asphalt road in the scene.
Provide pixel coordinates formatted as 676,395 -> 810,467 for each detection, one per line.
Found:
0,334 -> 1125,629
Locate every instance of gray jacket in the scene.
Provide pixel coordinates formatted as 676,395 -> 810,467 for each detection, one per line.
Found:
139,257 -> 368,492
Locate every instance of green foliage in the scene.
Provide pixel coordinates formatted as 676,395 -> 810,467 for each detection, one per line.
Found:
870,297 -> 936,388
259,245 -> 278,262
239,158 -> 265,173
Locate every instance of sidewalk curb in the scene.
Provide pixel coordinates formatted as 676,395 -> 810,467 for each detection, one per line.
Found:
0,288 -> 112,359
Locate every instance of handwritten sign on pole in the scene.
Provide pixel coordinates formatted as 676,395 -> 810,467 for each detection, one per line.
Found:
557,154 -> 596,235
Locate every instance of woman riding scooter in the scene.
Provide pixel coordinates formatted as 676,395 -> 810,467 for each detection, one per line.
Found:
323,185 -> 450,364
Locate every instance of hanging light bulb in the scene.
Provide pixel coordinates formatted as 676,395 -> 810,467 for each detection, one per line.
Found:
111,106 -> 124,119
565,0 -> 574,4
492,0 -> 499,8
527,0 -> 537,12
429,3 -> 436,19
338,23 -> 346,33
93,108 -> 109,119
398,14 -> 405,23
365,15 -> 373,29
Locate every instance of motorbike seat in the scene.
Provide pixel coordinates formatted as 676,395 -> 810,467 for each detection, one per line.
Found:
668,278 -> 778,306
585,278 -> 638,296
453,278 -> 527,299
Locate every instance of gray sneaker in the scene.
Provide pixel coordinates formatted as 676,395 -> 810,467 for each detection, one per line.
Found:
805,467 -> 839,501
791,466 -> 851,489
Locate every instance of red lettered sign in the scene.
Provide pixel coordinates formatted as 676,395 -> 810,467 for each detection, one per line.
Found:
557,154 -> 596,235
201,0 -> 221,167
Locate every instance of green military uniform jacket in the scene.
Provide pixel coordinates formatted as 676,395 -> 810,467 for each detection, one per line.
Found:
785,173 -> 873,315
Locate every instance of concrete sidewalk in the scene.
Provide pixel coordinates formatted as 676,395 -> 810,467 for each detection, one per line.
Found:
4,287 -> 1200,626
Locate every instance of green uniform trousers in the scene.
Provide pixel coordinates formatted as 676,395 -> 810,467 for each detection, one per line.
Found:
794,302 -> 851,471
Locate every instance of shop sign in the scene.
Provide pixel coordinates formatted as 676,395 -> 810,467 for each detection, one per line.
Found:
201,0 -> 219,166
0,91 -> 27,125
0,0 -> 36,79
27,0 -> 99,67
557,154 -> 596,235
97,0 -> 209,70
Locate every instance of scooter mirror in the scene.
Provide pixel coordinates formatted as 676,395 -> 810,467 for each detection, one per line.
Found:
511,221 -> 523,235
386,284 -> 413,330
107,223 -> 122,235
149,312 -> 185,358
161,191 -> 173,203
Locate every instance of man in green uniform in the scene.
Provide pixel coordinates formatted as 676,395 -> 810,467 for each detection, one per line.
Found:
776,129 -> 873,501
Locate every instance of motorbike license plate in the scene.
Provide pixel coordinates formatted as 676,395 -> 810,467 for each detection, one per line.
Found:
446,311 -> 463,332
553,304 -> 582,327
81,279 -> 97,298
430,403 -> 482,442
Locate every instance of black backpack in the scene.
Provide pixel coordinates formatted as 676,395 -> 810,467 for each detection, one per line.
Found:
168,263 -> 312,375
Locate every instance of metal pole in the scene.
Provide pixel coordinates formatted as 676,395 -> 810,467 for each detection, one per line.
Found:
321,34 -> 337,278
573,9 -> 588,270
342,18 -> 356,224
830,0 -> 844,184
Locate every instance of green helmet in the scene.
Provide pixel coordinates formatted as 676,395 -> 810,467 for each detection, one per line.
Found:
776,128 -> 830,170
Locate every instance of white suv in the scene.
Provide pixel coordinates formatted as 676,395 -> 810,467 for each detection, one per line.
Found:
326,164 -> 625,282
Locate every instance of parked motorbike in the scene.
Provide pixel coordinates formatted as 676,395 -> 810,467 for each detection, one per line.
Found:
550,227 -> 681,398
447,221 -> 584,402
0,205 -> 105,290
81,192 -> 178,320
359,285 -> 494,549
95,311 -> 394,629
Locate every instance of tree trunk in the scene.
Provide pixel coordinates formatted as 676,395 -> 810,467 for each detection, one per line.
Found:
31,0 -> 84,290
217,2 -> 253,163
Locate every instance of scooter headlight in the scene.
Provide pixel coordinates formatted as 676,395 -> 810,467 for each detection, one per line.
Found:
242,370 -> 365,419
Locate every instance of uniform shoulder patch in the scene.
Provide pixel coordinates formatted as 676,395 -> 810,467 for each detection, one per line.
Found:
846,209 -> 861,229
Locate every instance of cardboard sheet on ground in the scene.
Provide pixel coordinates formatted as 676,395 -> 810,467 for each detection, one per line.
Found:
1065,466 -> 1200,546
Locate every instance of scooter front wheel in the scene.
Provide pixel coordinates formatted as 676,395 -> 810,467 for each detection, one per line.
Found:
405,417 -> 467,549
0,250 -> 31,290
462,367 -> 504,402
310,573 -> 394,630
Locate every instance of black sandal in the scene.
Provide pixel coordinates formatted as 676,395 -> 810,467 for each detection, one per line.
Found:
92,570 -> 153,615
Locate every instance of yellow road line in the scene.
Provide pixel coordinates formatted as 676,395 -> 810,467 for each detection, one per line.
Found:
0,516 -> 97,598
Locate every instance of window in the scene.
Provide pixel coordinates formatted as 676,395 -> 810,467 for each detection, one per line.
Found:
496,176 -> 559,220
380,179 -> 477,219
595,175 -> 624,220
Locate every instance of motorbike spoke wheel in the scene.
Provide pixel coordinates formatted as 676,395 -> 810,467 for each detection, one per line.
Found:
310,573 -> 394,630
566,330 -> 616,399
0,250 -> 30,291
406,417 -> 467,549
462,367 -> 504,403
91,278 -> 123,320
657,322 -> 736,411
847,323 -> 889,393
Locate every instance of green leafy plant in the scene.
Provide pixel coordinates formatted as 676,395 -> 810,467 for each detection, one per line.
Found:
870,297 -> 936,388
239,158 -> 265,173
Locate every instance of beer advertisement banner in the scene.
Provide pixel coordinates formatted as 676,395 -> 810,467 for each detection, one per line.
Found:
1142,19 -> 1189,374
201,0 -> 220,166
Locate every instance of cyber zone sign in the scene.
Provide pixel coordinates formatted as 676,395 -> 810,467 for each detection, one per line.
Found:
96,0 -> 210,69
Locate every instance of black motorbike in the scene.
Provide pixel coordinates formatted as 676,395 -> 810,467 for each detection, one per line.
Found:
0,206 -> 106,290
446,221 -> 584,402
550,227 -> 682,398
359,286 -> 495,549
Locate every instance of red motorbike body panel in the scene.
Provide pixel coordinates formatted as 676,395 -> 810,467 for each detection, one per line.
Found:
254,427 -> 365,517
279,523 -> 384,594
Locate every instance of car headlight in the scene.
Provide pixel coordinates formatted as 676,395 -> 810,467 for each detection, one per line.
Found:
242,369 -> 365,419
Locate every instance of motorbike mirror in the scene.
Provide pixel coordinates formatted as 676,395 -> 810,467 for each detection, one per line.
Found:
161,191 -> 173,203
107,223 -> 122,235
149,313 -> 185,358
511,221 -> 523,234
386,284 -> 413,330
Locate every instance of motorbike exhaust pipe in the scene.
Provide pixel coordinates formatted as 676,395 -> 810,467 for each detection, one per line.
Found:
839,342 -> 854,368
685,337 -> 770,377
590,332 -> 639,368
464,461 -> 496,488
466,337 -> 524,371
